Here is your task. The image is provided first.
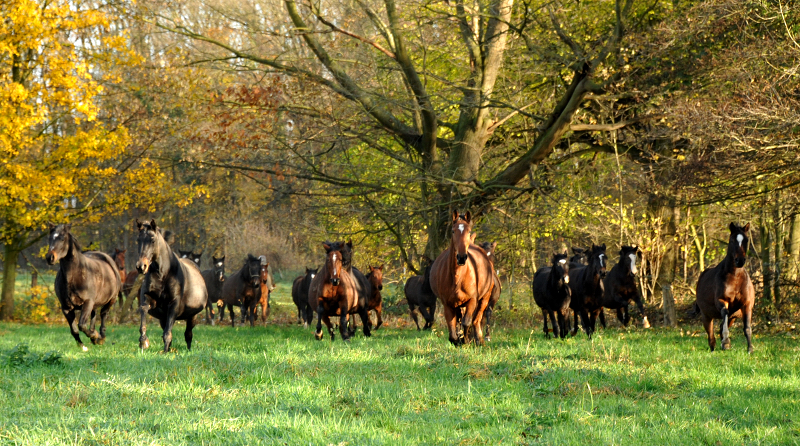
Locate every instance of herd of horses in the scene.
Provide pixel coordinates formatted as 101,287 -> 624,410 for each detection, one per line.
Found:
42,213 -> 755,354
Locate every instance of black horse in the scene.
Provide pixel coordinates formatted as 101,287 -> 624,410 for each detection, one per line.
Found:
200,255 -> 225,325
405,256 -> 437,330
532,253 -> 571,339
568,244 -> 607,339
569,247 -> 589,268
135,220 -> 208,352
603,245 -> 649,329
219,254 -> 262,327
190,251 -> 202,268
292,267 -> 317,328
46,224 -> 121,350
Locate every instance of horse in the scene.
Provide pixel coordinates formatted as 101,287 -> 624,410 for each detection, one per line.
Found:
219,254 -> 262,327
292,268 -> 317,328
200,255 -> 225,325
532,253 -> 571,339
429,211 -> 495,346
694,223 -> 755,353
256,258 -> 274,323
405,256 -> 437,330
477,241 -> 502,342
178,250 -> 192,261
568,244 -> 607,339
569,247 -> 589,268
46,224 -> 121,351
328,240 -> 374,336
308,242 -> 371,341
603,245 -> 649,329
365,265 -> 385,330
191,251 -> 202,268
135,220 -> 208,352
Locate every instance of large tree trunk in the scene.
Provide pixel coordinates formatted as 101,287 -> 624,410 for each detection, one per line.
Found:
650,195 -> 679,303
788,211 -> 800,281
1,241 -> 21,320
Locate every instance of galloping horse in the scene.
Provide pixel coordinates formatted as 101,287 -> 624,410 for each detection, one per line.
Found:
603,245 -> 649,329
405,256 -> 437,330
477,241 -> 502,342
47,224 -> 121,350
292,268 -> 317,327
308,242 -> 371,341
365,265 -> 384,330
532,253 -> 571,339
135,220 -> 208,352
200,255 -> 225,325
695,223 -> 755,353
219,254 -> 262,327
568,244 -> 607,339
429,211 -> 495,346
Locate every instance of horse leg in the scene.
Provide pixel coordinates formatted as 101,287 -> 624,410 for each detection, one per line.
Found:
63,309 -> 86,351
615,308 -> 625,326
598,309 -> 606,329
324,313 -> 336,342
303,304 -> 312,330
556,311 -> 567,339
161,305 -> 177,353
548,311 -> 560,341
743,305 -> 754,354
719,302 -> 731,350
78,301 -> 102,345
138,294 -> 150,350
375,302 -> 383,330
249,302 -> 256,328
358,306 -> 372,338
185,316 -> 196,351
702,313 -> 716,352
623,305 -> 631,327
314,305 -> 325,340
541,308 -> 550,339
460,298 -> 478,344
418,304 -> 433,330
228,304 -> 235,328
484,306 -> 493,342
410,303 -> 422,330
635,298 -> 649,328
97,303 -> 112,345
218,303 -> 225,324
579,309 -> 592,339
441,305 -> 459,346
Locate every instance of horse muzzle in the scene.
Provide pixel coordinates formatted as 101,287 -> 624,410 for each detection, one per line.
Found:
136,260 -> 150,274
378,285 -> 383,291
219,275 -> 225,282
45,250 -> 58,265
456,254 -> 468,265
735,258 -> 746,268
330,278 -> 340,286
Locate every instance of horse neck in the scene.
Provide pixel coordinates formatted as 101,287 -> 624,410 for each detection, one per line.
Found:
548,265 -> 564,291
720,248 -> 738,273
59,236 -> 86,275
152,237 -> 175,279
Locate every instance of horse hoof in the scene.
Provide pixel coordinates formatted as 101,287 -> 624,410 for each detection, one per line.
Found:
748,347 -> 754,354
140,338 -> 150,349
314,332 -> 323,341
96,338 -> 105,346
642,317 -> 651,329
81,345 -> 88,352
486,336 -> 492,342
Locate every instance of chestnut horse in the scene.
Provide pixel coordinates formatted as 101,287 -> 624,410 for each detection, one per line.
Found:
477,241 -> 502,342
219,254 -> 262,327
46,224 -> 121,350
695,223 -> 755,353
308,242 -> 371,341
257,258 -> 274,323
365,265 -> 384,330
135,220 -> 208,352
429,211 -> 494,346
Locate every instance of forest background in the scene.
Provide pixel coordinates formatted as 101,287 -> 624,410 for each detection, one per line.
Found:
1,0 -> 799,326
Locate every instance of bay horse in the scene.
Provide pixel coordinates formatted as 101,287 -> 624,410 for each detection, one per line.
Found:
477,241 -> 502,342
257,258 -> 274,323
405,256 -> 437,330
695,223 -> 755,353
292,267 -> 317,328
429,211 -> 495,346
603,245 -> 649,329
308,242 -> 371,341
365,265 -> 384,330
219,254 -> 262,327
329,240 -> 374,336
532,253 -> 571,339
200,255 -> 225,325
568,244 -> 607,339
46,224 -> 121,351
569,247 -> 589,268
135,220 -> 208,352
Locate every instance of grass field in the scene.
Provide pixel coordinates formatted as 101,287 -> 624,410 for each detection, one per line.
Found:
1,302 -> 800,446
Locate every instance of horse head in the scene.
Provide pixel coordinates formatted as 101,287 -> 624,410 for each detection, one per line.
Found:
306,267 -> 318,282
244,254 -> 261,288
619,245 -> 640,278
728,222 -> 751,268
590,243 -> 607,279
178,249 -> 192,260
135,219 -> 164,274
112,248 -> 126,268
259,261 -> 270,285
212,255 -> 225,282
46,223 -> 74,264
191,251 -> 202,267
551,252 -> 570,285
570,247 -> 588,266
451,210 -> 473,266
322,242 -> 344,286
368,265 -> 384,291
478,241 -> 498,266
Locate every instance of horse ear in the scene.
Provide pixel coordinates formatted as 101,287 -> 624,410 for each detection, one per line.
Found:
379,264 -> 384,270
135,219 -> 142,230
601,243 -> 606,250
469,233 -> 477,243
743,222 -> 750,233
729,222 -> 736,232
452,210 -> 459,222
369,265 -> 375,272
465,211 -> 472,223
347,239 -> 353,248
48,222 -> 55,231
150,219 -> 157,231
322,242 -> 331,252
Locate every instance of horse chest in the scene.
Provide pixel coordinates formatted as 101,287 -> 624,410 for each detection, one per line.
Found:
722,273 -> 744,302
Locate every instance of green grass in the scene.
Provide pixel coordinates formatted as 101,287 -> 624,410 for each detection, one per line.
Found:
1,286 -> 799,445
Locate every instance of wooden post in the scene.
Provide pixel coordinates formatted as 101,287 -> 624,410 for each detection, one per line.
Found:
662,284 -> 677,327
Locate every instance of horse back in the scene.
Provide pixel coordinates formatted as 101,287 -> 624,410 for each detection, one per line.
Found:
404,275 -> 423,307
77,251 -> 121,306
468,245 -> 494,300
177,258 -> 208,318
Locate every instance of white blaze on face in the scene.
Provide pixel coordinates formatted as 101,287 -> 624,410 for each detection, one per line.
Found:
217,262 -> 223,267
629,253 -> 638,275
736,234 -> 744,247
311,274 -> 316,279
599,254 -> 605,268
331,253 -> 337,276
558,258 -> 569,283
458,224 -> 465,234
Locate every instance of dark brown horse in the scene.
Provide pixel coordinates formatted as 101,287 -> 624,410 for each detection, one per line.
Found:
46,224 -> 121,350
219,254 -> 262,327
292,268 -> 317,328
405,256 -> 437,330
200,255 -> 225,325
695,223 -> 755,353
135,220 -> 208,352
477,241 -> 502,342
533,253 -> 572,339
308,242 -> 371,341
429,211 -> 495,346
602,245 -> 649,329
365,265 -> 384,330
568,244 -> 607,339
